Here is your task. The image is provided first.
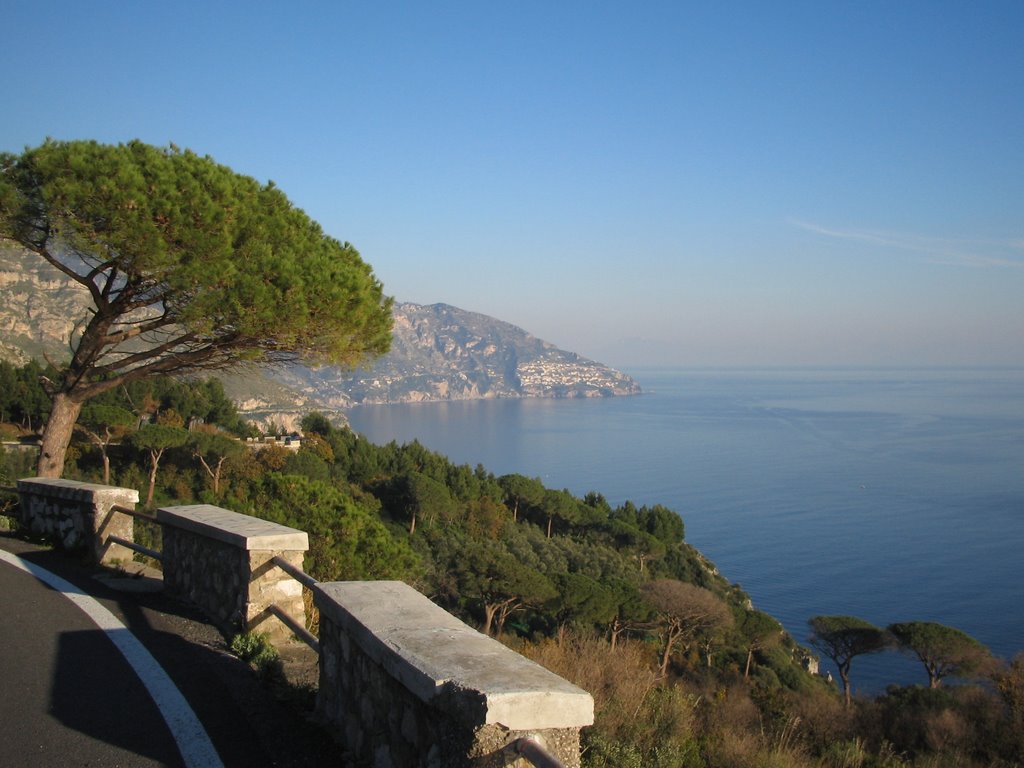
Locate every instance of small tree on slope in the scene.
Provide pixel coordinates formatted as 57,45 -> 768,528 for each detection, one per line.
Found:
808,615 -> 889,706
888,621 -> 993,688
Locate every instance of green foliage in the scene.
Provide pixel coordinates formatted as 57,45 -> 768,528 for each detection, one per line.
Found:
1,139 -> 392,475
0,443 -> 35,485
190,431 -> 245,494
282,448 -> 330,482
190,430 -> 244,460
867,684 -> 1011,762
80,404 -> 136,431
737,609 -> 783,678
809,616 -> 890,705
74,403 -> 137,482
0,358 -> 54,430
131,423 -> 190,505
299,411 -> 335,437
403,471 -> 456,533
1,139 -> 393,366
0,446 -> 24,521
887,621 -> 992,688
230,631 -> 278,673
613,501 -> 685,544
86,375 -> 253,436
131,423 -> 190,452
537,488 -> 581,538
447,535 -> 557,635
250,473 -> 420,582
499,473 -> 546,522
583,730 -> 704,768
549,572 -> 618,637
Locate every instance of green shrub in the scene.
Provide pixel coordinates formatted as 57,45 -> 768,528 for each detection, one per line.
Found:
230,631 -> 279,672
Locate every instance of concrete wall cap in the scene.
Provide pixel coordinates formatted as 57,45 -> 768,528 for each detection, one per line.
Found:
17,477 -> 139,504
156,504 -> 309,551
313,581 -> 594,730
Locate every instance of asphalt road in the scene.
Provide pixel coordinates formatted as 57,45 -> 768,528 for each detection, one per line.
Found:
0,533 -> 340,767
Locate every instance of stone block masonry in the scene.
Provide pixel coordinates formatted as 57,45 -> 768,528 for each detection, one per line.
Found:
314,580 -> 594,768
16,478 -> 138,565
157,504 -> 309,646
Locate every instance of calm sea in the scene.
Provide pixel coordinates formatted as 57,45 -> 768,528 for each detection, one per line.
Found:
348,368 -> 1024,693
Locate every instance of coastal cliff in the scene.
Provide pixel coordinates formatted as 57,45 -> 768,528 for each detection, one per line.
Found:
272,302 -> 641,407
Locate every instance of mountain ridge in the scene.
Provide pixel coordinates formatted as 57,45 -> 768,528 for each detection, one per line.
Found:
273,301 -> 641,407
0,245 -> 640,424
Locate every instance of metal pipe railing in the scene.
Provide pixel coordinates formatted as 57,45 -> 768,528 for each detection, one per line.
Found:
110,503 -> 157,520
265,604 -> 320,654
271,554 -> 318,589
106,534 -> 163,562
266,555 -> 319,652
505,737 -> 566,768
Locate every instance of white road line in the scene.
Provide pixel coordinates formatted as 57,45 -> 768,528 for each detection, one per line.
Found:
0,550 -> 224,768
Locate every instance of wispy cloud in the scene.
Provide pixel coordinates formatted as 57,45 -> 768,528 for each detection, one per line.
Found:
790,219 -> 1024,269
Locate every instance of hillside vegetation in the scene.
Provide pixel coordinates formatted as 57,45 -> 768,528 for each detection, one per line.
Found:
2,365 -> 1022,767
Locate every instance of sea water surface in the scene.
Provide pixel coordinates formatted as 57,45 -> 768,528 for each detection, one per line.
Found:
347,368 -> 1024,693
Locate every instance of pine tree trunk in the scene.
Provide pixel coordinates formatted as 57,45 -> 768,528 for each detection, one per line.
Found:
659,624 -> 685,677
213,459 -> 224,495
660,641 -> 674,677
37,393 -> 83,478
610,619 -> 623,651
500,600 -> 523,638
146,449 -> 164,507
483,603 -> 498,636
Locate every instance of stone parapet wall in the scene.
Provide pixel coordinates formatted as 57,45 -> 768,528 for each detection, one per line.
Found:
314,581 -> 593,768
157,504 -> 309,645
13,484 -> 591,766
15,478 -> 137,564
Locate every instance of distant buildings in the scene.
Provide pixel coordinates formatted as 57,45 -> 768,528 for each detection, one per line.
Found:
246,433 -> 303,452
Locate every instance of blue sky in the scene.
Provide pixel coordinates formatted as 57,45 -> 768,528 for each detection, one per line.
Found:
3,1 -> 1022,368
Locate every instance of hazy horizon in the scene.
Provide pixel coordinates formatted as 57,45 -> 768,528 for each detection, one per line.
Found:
3,2 -> 1021,369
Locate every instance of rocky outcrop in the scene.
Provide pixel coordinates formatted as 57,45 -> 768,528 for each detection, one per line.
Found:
0,245 -> 92,364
